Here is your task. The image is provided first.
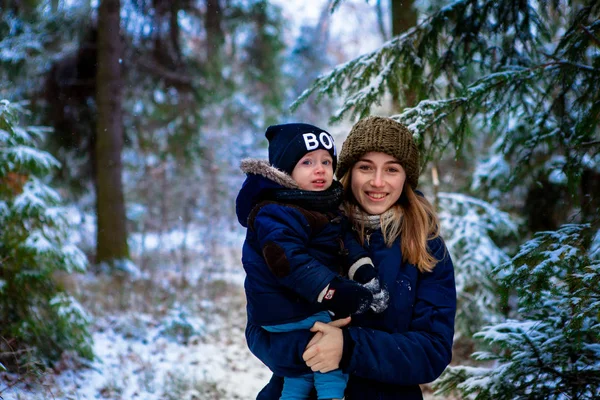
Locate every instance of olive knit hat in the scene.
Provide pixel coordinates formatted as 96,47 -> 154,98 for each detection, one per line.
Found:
336,116 -> 420,188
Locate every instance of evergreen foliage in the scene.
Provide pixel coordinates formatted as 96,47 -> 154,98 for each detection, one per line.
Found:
0,4 -> 89,100
0,100 -> 92,372
435,224 -> 600,399
293,0 -> 600,187
438,192 -> 518,337
239,0 -> 287,113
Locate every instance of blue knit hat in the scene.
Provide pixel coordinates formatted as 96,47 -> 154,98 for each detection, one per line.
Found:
266,123 -> 337,175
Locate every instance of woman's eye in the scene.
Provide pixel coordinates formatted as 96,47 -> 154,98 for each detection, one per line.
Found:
358,165 -> 371,171
387,168 -> 399,173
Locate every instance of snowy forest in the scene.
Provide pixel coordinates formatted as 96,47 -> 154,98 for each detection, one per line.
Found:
0,0 -> 599,398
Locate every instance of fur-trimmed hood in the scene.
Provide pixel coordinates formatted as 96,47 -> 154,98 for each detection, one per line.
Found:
240,159 -> 299,190
236,159 -> 298,228
236,158 -> 344,228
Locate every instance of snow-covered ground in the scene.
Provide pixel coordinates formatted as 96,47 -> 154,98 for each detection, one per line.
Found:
1,286 -> 272,400
0,232 -> 275,400
66,298 -> 269,400
12,297 -> 270,400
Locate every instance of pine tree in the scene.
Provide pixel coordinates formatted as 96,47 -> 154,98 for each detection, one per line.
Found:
435,224 -> 600,399
0,100 -> 92,372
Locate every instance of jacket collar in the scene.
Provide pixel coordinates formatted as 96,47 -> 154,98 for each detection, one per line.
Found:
240,159 -> 299,189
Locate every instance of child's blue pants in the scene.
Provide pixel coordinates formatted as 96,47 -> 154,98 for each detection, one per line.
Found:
263,311 -> 347,399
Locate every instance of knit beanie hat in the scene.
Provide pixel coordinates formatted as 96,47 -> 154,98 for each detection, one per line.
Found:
266,123 -> 337,175
336,116 -> 420,188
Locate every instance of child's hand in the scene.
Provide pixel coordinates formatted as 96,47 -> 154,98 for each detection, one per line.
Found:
320,278 -> 373,317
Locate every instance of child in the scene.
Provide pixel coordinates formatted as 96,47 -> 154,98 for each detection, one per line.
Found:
236,123 -> 388,400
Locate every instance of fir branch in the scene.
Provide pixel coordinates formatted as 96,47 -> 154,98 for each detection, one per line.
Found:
521,327 -> 568,381
580,140 -> 600,148
292,0 -> 598,192
580,22 -> 600,47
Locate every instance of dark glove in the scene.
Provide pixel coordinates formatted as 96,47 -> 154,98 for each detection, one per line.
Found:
351,260 -> 378,284
348,258 -> 388,313
320,277 -> 373,318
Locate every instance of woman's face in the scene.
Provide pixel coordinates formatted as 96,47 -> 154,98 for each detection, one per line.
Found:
350,152 -> 406,215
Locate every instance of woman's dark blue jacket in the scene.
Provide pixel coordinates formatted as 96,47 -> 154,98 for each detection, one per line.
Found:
246,226 -> 457,399
236,159 -> 357,326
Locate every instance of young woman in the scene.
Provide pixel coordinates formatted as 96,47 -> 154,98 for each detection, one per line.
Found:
245,116 -> 457,400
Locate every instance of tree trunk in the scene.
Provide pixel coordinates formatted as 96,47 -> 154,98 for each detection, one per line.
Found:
390,0 -> 417,109
205,0 -> 224,62
95,0 -> 129,266
391,0 -> 417,36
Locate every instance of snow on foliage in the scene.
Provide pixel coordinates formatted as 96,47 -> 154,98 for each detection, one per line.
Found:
0,100 -> 93,372
294,0 -> 599,188
159,304 -> 206,345
435,223 -> 600,399
471,137 -> 512,204
438,192 -> 517,337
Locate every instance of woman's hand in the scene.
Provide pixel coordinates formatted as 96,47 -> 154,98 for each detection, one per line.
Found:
302,317 -> 350,373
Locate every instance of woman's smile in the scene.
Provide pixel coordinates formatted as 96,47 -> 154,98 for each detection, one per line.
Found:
366,192 -> 387,200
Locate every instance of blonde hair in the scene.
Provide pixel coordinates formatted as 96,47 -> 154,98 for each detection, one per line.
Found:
340,171 -> 440,273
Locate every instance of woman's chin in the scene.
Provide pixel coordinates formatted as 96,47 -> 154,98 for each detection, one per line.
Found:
360,202 -> 390,215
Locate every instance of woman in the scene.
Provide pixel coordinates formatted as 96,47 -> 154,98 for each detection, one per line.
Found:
246,116 -> 457,399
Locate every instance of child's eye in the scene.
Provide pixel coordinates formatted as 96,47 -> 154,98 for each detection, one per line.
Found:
302,159 -> 312,165
323,160 -> 331,165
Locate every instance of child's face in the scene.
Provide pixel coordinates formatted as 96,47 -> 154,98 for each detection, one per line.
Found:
291,149 -> 334,191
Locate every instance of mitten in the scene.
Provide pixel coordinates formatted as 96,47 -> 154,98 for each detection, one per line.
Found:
348,257 -> 389,313
349,257 -> 378,285
319,277 -> 374,318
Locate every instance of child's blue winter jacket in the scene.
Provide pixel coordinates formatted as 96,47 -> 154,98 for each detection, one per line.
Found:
236,159 -> 361,326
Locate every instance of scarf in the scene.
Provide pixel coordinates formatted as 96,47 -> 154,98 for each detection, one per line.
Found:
351,207 -> 398,231
266,180 -> 344,213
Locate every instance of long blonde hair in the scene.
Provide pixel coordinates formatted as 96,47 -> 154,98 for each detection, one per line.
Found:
340,170 -> 440,273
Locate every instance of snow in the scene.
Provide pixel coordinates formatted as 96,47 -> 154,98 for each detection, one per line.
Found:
4,145 -> 60,171
0,275 -> 272,400
24,230 -> 54,253
591,230 -> 600,260
437,191 -> 516,334
12,180 -> 61,215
